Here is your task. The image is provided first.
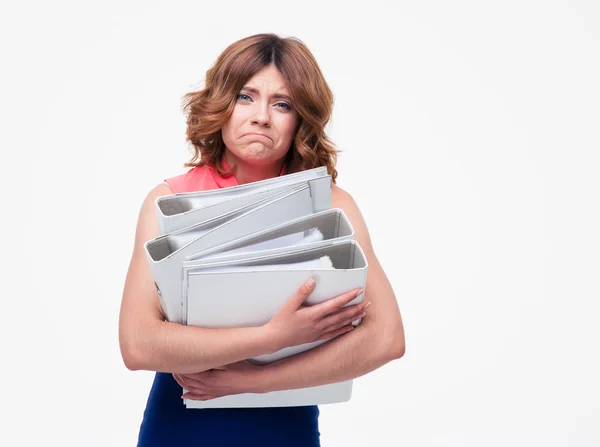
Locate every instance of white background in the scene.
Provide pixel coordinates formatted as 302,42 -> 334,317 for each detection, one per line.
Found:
1,1 -> 599,446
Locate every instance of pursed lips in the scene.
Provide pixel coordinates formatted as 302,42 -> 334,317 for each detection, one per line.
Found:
243,133 -> 272,141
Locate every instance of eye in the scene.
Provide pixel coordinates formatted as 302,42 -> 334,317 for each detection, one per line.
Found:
276,102 -> 292,111
237,94 -> 251,101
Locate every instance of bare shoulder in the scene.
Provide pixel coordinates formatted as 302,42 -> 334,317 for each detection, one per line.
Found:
331,183 -> 360,218
120,182 -> 174,327
331,183 -> 360,215
131,181 -> 175,286
331,183 -> 352,204
133,181 -> 174,263
331,183 -> 374,253
144,182 -> 174,209
136,182 -> 173,231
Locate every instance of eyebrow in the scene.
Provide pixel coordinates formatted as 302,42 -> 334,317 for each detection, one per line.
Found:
240,86 -> 291,102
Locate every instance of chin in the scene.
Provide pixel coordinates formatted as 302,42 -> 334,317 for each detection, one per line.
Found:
234,146 -> 283,165
243,156 -> 279,167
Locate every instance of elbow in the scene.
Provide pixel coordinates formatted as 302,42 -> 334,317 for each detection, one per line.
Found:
121,344 -> 144,371
119,317 -> 164,371
379,329 -> 406,362
388,337 -> 406,360
119,331 -> 149,371
120,340 -> 143,371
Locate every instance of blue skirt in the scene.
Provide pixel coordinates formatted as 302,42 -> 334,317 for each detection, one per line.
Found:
137,372 -> 321,446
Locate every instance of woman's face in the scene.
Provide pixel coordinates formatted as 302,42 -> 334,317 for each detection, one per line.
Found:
221,64 -> 299,167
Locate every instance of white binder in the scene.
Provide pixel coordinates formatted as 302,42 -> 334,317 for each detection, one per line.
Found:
184,208 -> 355,262
183,240 -> 368,409
156,167 -> 330,233
145,183 -> 329,324
143,169 -> 370,408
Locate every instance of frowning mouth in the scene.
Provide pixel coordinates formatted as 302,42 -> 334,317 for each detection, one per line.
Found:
243,133 -> 272,141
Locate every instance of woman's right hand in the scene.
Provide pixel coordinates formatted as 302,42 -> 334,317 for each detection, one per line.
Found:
262,277 -> 369,354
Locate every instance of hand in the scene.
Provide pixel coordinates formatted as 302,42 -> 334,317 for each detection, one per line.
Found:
173,360 -> 262,401
263,277 -> 369,354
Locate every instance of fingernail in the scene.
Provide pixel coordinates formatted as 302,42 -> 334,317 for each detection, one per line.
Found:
355,289 -> 363,297
364,301 -> 372,308
306,277 -> 315,287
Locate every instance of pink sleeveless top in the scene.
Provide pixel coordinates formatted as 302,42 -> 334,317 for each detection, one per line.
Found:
164,157 -> 287,193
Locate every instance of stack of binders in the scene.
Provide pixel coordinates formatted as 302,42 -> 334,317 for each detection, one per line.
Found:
144,167 -> 369,408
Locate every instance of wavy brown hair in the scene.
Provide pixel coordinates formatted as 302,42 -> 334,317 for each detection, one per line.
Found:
180,33 -> 340,183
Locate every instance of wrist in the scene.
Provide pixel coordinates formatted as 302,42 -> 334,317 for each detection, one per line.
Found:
258,323 -> 280,355
252,361 -> 277,394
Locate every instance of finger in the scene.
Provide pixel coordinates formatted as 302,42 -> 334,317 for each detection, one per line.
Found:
173,374 -> 197,391
317,325 -> 355,341
311,288 -> 362,318
177,380 -> 207,395
284,277 -> 316,311
176,374 -> 210,393
182,393 -> 216,401
187,372 -> 229,393
320,301 -> 368,327
173,374 -> 186,388
323,311 -> 366,334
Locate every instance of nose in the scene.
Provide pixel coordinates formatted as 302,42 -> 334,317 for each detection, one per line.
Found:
251,102 -> 271,127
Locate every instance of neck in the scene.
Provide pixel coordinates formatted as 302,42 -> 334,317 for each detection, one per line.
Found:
223,151 -> 285,185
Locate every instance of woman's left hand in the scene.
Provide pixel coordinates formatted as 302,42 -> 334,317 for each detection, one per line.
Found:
173,360 -> 265,401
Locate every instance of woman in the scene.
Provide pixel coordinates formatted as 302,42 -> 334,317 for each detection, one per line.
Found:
119,33 -> 405,446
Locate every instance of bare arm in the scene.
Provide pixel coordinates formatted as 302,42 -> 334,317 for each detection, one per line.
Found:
253,185 -> 406,391
118,184 -> 275,374
176,185 -> 406,399
258,260 -> 403,392
119,183 -> 365,375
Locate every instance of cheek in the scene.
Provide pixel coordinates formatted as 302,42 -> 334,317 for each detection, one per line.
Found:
228,107 -> 248,126
276,115 -> 299,141
221,112 -> 243,144
221,122 -> 233,147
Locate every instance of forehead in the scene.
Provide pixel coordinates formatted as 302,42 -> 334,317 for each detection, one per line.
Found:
244,65 -> 289,92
